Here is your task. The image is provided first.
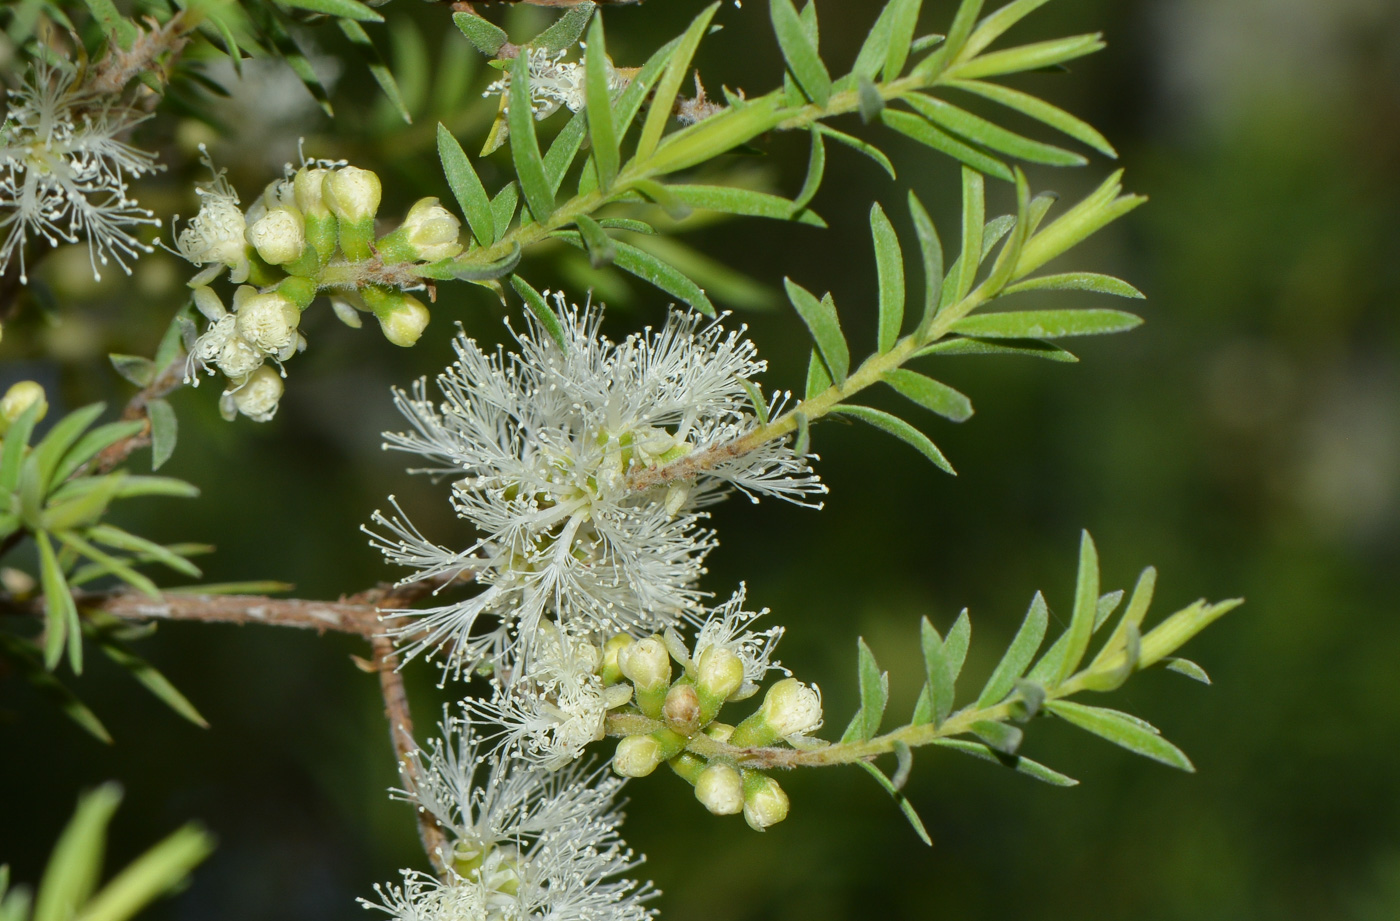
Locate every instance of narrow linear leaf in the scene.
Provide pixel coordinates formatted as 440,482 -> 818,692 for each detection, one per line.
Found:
277,0 -> 382,23
1046,699 -> 1194,771
1165,658 -> 1211,684
792,127 -> 826,212
108,355 -> 155,388
73,825 -> 215,921
883,0 -> 923,80
816,125 -> 896,179
585,15 -> 619,189
574,214 -> 616,268
0,635 -> 110,743
636,3 -> 719,162
770,0 -> 831,106
805,350 -> 832,400
856,761 -> 932,845
881,109 -> 1013,181
508,53 -> 555,220
916,335 -> 1077,361
852,1 -> 898,79
740,379 -> 770,424
667,184 -> 826,227
437,124 -> 495,247
452,11 -> 508,56
543,109 -> 589,195
949,33 -> 1105,80
954,167 -> 985,302
491,182 -> 519,243
977,591 -> 1049,706
784,278 -> 848,382
960,0 -> 1053,60
933,739 -> 1078,786
88,524 -> 201,579
1056,530 -> 1100,684
833,406 -> 955,474
147,399 -> 177,471
1,402 -> 42,495
51,421 -> 145,486
55,531 -> 159,600
841,638 -> 889,742
509,276 -> 568,351
1002,272 -> 1144,299
33,404 -> 105,495
917,616 -> 954,726
339,19 -> 409,123
952,309 -> 1143,339
37,531 -> 78,672
531,2 -> 595,54
949,78 -> 1117,158
903,94 -> 1086,166
971,719 -> 1022,754
907,192 -> 943,326
33,783 -> 122,921
871,203 -> 905,353
882,369 -> 973,423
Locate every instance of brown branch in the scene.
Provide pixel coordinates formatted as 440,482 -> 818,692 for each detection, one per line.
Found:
88,14 -> 192,97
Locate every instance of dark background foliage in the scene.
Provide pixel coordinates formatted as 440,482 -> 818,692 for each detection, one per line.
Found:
3,1 -> 1400,919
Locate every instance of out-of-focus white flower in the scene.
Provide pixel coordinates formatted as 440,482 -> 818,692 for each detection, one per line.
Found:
371,718 -> 656,921
484,48 -> 587,120
0,61 -> 161,283
367,295 -> 824,678
219,364 -> 285,422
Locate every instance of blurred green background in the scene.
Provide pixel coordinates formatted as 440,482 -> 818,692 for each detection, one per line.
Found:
3,1 -> 1400,919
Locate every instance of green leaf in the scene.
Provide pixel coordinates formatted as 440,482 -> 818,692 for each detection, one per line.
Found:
508,52 -> 555,220
971,719 -> 1022,754
666,184 -> 826,227
632,179 -> 693,221
94,637 -> 208,728
557,233 -> 715,316
883,0 -> 923,80
108,355 -> 155,388
952,309 -> 1143,339
37,531 -> 79,672
55,531 -> 159,600
32,404 -> 105,497
882,369 -> 972,422
949,33 -> 1105,80
574,214 -> 616,268
907,192 -> 944,326
857,75 -> 885,123
915,616 -> 955,726
816,125 -> 896,179
794,412 -> 811,456
544,109 -> 589,195
953,167 -> 985,303
1165,658 -> 1211,684
1088,565 -> 1155,675
585,15 -> 619,189
0,634 -> 110,743
805,350 -> 832,400
276,0 -> 382,22
792,127 -> 826,212
39,475 -> 122,533
1046,699 -> 1194,771
420,244 -> 521,282
613,34 -> 683,140
145,399 -> 176,472
51,420 -> 144,485
1002,271 -> 1144,299
531,2 -> 594,53
783,278 -> 848,382
81,0 -> 138,48
949,78 -> 1116,158
1016,170 -> 1145,275
437,125 -> 494,248
510,276 -> 569,351
33,784 -> 122,921
856,761 -> 932,845
636,3 -> 719,162
339,19 -> 409,123
977,591 -> 1049,707
912,0 -> 984,77
1026,589 -> 1123,686
740,379 -> 770,424
491,182 -> 520,242
832,406 -> 956,474
74,825 -> 214,921
902,94 -> 1086,166
871,203 -> 905,353
1,401 -> 43,495
253,6 -> 334,114
916,335 -> 1077,361
945,609 -> 972,681
152,310 -> 188,373
597,218 -> 655,234
881,109 -> 1012,181
108,476 -> 199,500
932,739 -> 1077,785
770,0 -> 831,106
1139,597 -> 1244,669
453,11 -> 508,56
1055,530 -> 1100,684
842,638 -> 889,742
960,0 -> 1053,59
88,524 -> 201,579
851,1 -> 898,79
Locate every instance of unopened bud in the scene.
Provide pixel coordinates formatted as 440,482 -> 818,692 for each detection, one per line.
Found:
663,683 -> 701,733
247,207 -> 305,266
0,381 -> 47,434
219,365 -> 284,423
760,678 -> 823,739
600,634 -> 634,685
379,197 -> 463,263
742,772 -> 789,831
361,287 -> 430,348
697,645 -> 745,704
324,166 -> 381,261
293,167 -> 332,217
695,763 -> 744,815
619,636 -> 671,692
612,735 -> 662,777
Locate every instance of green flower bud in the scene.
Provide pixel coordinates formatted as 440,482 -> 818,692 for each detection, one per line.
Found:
293,167 -> 332,217
361,287 -> 430,348
619,636 -> 671,692
696,645 -> 745,712
695,763 -> 745,816
247,207 -> 306,266
613,735 -> 663,777
378,197 -> 464,263
662,683 -> 701,734
742,771 -> 789,831
600,634 -> 634,685
323,166 -> 382,261
0,381 -> 48,434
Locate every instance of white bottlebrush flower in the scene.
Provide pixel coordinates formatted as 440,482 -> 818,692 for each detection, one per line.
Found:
0,61 -> 161,283
484,48 -> 587,120
367,295 -> 824,678
369,717 -> 655,921
691,585 -> 788,701
171,148 -> 250,284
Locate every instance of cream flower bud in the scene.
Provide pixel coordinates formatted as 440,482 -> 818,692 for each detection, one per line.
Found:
192,285 -> 226,322
697,645 -> 745,703
293,167 -> 332,217
0,381 -> 47,433
235,289 -> 301,356
323,166 -> 381,223
376,295 -> 430,348
760,678 -> 823,739
742,772 -> 790,831
612,735 -> 662,778
220,365 -> 284,423
662,683 -> 701,732
213,327 -> 263,379
694,763 -> 744,816
600,634 -> 634,685
618,637 -> 671,692
397,197 -> 463,262
246,207 -> 306,265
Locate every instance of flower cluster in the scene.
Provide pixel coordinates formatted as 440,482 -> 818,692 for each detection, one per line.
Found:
177,155 -> 463,421
368,296 -> 825,678
484,48 -> 589,120
0,62 -> 161,284
366,717 -> 656,921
